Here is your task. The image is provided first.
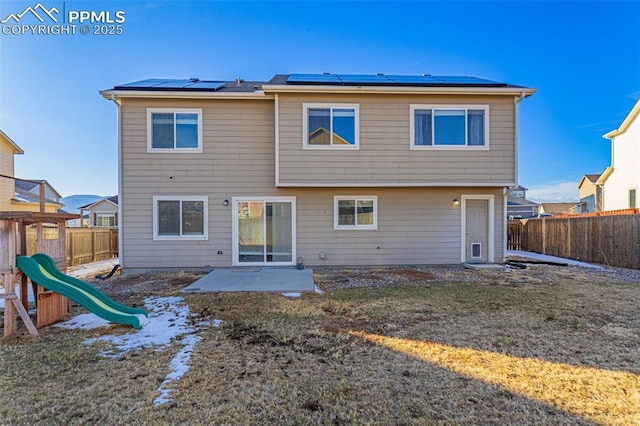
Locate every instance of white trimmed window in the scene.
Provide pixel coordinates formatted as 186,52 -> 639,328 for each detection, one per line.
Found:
303,103 -> 359,149
147,108 -> 202,152
334,196 -> 377,230
95,212 -> 116,227
410,105 -> 489,149
153,196 -> 208,240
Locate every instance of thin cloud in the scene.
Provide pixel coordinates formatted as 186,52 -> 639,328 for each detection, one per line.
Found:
527,181 -> 579,203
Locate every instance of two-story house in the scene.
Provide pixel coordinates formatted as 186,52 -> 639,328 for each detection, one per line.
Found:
101,74 -> 534,271
506,185 -> 540,218
601,99 -> 640,211
78,196 -> 118,228
577,172 -> 605,213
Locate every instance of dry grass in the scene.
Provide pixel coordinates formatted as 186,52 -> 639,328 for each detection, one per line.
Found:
1,265 -> 639,425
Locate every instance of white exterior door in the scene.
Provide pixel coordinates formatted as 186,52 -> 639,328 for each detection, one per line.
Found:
232,197 -> 296,266
462,195 -> 494,263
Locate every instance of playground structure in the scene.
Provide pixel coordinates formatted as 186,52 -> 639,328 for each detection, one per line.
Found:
1,212 -> 147,335
1,209 -> 78,336
1,176 -> 146,336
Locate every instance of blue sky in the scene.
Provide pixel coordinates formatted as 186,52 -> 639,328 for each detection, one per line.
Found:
1,0 -> 639,201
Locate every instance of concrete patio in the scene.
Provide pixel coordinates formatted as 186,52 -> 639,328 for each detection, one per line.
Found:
180,267 -> 316,294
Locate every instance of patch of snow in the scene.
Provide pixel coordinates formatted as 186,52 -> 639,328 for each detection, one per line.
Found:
153,334 -> 202,406
59,295 -> 223,407
314,285 -> 325,295
83,296 -> 194,357
507,250 -> 605,270
282,292 -> 301,298
55,313 -> 111,330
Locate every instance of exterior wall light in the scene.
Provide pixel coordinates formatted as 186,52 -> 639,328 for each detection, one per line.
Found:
453,199 -> 460,206
223,199 -> 229,206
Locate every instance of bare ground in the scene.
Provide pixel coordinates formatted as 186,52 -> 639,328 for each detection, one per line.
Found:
1,261 -> 639,425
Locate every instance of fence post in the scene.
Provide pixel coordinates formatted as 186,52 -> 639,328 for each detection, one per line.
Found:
541,219 -> 546,254
68,232 -> 74,266
631,214 -> 640,269
92,231 -> 97,262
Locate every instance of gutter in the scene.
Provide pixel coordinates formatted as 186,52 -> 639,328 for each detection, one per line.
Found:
109,94 -> 124,270
262,84 -> 536,96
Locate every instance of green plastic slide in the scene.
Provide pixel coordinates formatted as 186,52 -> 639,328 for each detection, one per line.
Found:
16,254 -> 148,329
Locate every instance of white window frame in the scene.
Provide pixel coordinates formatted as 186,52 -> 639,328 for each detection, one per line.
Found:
410,104 -> 489,150
147,108 -> 203,153
152,196 -> 208,241
303,103 -> 360,150
95,211 -> 116,227
232,196 -> 297,267
334,196 -> 378,230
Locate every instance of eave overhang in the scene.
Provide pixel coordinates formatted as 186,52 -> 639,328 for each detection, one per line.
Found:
603,99 -> 640,140
100,90 -> 274,101
262,84 -> 536,97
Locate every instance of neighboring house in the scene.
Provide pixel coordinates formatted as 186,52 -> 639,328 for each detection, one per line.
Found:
0,130 -> 24,211
577,172 -> 605,213
13,179 -> 64,213
601,99 -> 640,211
78,196 -> 118,228
0,130 -> 64,213
506,185 -> 540,219
101,73 -> 534,271
538,202 -> 577,216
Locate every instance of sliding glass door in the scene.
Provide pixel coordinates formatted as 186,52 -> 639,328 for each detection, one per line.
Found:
234,198 -> 295,266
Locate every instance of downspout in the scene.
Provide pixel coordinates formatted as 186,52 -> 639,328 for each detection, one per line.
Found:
110,94 -> 124,271
504,91 -> 527,260
513,91 -> 526,190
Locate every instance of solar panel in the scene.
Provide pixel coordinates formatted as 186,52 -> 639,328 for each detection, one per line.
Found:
436,76 -> 503,86
285,73 -> 507,87
152,80 -> 196,89
337,74 -> 391,84
287,74 -> 341,84
384,75 -> 440,84
114,79 -> 226,91
115,79 -> 168,89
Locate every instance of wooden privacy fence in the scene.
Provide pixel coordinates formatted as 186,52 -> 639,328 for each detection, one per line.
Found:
507,220 -> 523,250
27,227 -> 118,266
510,214 -> 640,269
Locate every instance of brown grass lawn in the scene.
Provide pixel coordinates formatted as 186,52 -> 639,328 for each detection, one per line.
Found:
1,265 -> 639,425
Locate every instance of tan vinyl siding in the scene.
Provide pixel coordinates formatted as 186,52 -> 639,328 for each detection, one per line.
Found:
117,97 -> 506,270
119,98 -> 279,269
0,142 -> 15,211
277,93 -> 515,186
295,187 -> 504,266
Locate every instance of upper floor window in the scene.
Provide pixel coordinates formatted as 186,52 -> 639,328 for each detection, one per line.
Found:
410,105 -> 489,149
95,212 -> 116,227
630,189 -> 636,208
147,108 -> 202,152
303,104 -> 359,149
334,196 -> 377,230
153,196 -> 208,240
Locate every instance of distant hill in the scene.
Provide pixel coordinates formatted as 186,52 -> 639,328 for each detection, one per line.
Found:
61,194 -> 106,213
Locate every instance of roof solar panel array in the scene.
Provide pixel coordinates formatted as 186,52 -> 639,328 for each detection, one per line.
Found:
287,74 -> 506,87
114,79 -> 225,91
